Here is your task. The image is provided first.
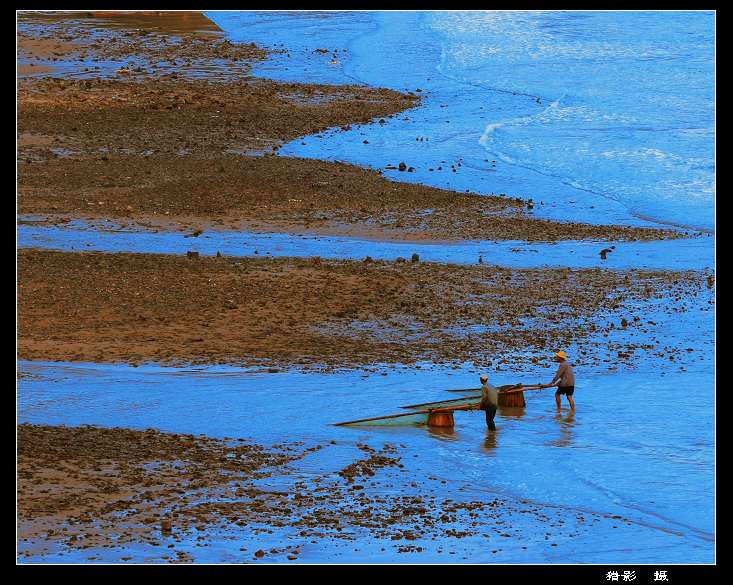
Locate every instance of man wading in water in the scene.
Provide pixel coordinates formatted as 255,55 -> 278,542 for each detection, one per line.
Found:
543,351 -> 576,411
479,375 -> 499,430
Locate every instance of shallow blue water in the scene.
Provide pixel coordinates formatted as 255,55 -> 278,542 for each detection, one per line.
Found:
208,10 -> 715,232
17,357 -> 714,563
17,219 -> 714,271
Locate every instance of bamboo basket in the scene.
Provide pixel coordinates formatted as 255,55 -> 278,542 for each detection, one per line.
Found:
498,389 -> 526,407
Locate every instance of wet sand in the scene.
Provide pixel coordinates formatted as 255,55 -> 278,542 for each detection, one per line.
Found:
18,152 -> 687,243
17,423 -> 305,562
17,423 -> 646,563
18,249 -> 710,371
17,76 -> 416,158
16,35 -> 78,75
17,11 -> 255,69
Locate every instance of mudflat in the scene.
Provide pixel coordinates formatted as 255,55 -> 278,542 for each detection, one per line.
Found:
17,423 -> 643,563
18,249 -> 710,371
16,13 -> 686,242
17,12 -> 714,566
19,150 -> 688,242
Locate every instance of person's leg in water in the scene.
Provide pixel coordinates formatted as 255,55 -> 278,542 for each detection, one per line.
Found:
567,394 -> 575,411
555,391 -> 562,409
485,404 -> 496,430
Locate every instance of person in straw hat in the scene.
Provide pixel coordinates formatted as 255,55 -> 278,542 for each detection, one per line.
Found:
542,351 -> 575,411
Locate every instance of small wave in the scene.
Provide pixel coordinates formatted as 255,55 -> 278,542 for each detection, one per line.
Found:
478,122 -> 504,145
629,211 -> 715,235
479,92 -> 566,148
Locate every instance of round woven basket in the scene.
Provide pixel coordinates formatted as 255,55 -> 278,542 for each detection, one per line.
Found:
427,411 -> 455,428
498,390 -> 526,407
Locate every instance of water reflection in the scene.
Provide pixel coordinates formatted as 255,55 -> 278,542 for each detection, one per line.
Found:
550,410 -> 576,448
498,405 -> 526,420
426,426 -> 458,441
481,429 -> 498,453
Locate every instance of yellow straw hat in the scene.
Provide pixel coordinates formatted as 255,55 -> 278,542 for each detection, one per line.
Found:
555,351 -> 568,360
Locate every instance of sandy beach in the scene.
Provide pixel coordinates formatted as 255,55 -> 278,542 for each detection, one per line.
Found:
17,11 -> 715,566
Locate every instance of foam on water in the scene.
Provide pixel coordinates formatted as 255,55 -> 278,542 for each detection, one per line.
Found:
427,11 -> 715,231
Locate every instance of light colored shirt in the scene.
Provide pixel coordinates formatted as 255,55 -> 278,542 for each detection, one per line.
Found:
481,382 -> 499,407
551,362 -> 575,387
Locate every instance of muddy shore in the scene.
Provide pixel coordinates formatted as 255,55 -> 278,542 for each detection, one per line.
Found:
18,423 -> 641,563
17,13 -> 685,242
19,151 -> 689,243
18,249 -> 710,371
17,11 -> 257,76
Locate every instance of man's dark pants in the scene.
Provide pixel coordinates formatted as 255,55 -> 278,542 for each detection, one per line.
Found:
484,404 -> 497,430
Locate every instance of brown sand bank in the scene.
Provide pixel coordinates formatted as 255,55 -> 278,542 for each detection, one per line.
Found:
18,11 -> 253,77
20,10 -> 222,33
17,423 -> 306,562
18,76 -> 418,157
17,423 -> 635,562
18,146 -> 683,242
18,249 -> 709,371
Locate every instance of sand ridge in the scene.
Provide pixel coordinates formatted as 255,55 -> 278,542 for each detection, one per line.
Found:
18,249 -> 711,372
